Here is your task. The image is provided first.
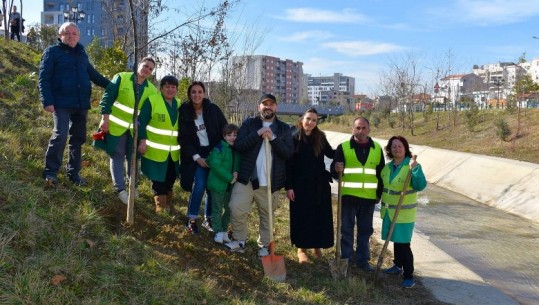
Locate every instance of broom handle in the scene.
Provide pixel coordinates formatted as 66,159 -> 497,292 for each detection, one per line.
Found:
264,137 -> 274,248
335,171 -> 343,260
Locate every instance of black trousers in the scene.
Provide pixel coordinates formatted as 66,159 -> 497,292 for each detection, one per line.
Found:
393,242 -> 414,279
151,157 -> 177,195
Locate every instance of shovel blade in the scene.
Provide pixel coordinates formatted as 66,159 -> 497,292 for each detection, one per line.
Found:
261,242 -> 286,282
328,258 -> 349,280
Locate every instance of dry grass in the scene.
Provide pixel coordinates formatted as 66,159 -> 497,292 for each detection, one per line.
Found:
320,108 -> 539,164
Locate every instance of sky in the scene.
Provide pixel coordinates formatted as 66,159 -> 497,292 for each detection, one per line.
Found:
22,0 -> 539,95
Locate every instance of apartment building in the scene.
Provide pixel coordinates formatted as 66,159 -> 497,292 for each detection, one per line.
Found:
306,73 -> 355,106
41,0 -> 145,52
231,55 -> 304,103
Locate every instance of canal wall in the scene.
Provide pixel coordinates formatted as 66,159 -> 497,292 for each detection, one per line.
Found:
324,131 -> 539,223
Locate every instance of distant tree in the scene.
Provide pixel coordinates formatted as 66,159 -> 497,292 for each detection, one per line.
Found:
86,38 -> 128,79
26,23 -> 57,52
494,117 -> 511,143
464,103 -> 479,132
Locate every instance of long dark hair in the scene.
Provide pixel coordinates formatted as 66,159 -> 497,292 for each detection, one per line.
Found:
186,81 -> 206,118
295,108 -> 326,157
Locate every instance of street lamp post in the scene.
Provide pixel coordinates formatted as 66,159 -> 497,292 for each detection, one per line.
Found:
64,6 -> 86,23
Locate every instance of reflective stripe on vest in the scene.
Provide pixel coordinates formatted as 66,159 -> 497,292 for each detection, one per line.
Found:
146,140 -> 181,152
341,140 -> 382,199
380,164 -> 417,223
143,94 -> 180,162
108,72 -> 158,136
146,125 -> 178,137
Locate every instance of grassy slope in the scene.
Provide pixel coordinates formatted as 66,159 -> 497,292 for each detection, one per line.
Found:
1,41 -> 449,304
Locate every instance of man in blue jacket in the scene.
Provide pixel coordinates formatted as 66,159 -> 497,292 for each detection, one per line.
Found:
39,22 -> 110,187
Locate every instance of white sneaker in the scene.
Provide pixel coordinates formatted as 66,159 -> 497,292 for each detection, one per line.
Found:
118,190 -> 128,205
214,232 -> 224,244
225,240 -> 246,253
258,246 -> 269,257
222,232 -> 231,243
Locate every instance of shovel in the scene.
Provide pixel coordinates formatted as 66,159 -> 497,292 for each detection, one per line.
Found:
261,137 -> 286,282
375,155 -> 416,281
328,171 -> 348,280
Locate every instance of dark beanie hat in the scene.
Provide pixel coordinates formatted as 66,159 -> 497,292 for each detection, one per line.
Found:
259,93 -> 277,104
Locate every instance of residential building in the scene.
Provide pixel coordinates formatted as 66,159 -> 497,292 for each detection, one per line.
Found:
41,1 -> 146,57
306,73 -> 355,106
436,73 -> 485,108
231,55 -> 304,103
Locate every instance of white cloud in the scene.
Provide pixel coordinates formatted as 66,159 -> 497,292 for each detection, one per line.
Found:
281,8 -> 369,23
322,40 -> 405,56
430,0 -> 539,25
280,31 -> 333,42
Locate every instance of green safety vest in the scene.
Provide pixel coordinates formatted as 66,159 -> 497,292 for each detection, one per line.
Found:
143,94 -> 180,162
108,72 -> 158,136
380,164 -> 417,223
341,140 -> 382,199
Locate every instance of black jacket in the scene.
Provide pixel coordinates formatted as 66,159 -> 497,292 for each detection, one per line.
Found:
235,116 -> 294,192
178,98 -> 227,191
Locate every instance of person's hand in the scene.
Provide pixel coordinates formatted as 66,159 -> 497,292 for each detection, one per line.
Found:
233,172 -> 238,180
44,105 -> 55,113
286,189 -> 295,201
257,126 -> 273,139
409,155 -> 418,169
335,162 -> 344,173
138,139 -> 147,155
99,115 -> 110,133
196,158 -> 209,168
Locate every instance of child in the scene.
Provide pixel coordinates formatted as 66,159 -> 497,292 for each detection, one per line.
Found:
206,124 -> 241,243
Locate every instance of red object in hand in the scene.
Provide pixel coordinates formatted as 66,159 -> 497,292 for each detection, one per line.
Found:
93,130 -> 106,141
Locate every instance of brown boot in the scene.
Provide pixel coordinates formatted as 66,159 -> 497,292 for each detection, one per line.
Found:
297,248 -> 309,264
166,191 -> 179,215
313,248 -> 323,259
154,195 -> 169,214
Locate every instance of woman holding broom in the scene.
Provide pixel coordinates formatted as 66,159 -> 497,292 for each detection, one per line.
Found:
380,136 -> 426,288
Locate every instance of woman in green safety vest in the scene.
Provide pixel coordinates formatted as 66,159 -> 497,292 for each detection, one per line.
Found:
380,136 -> 426,289
95,57 -> 158,205
137,75 -> 181,214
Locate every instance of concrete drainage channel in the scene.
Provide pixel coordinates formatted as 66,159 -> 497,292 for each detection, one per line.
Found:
324,131 -> 539,305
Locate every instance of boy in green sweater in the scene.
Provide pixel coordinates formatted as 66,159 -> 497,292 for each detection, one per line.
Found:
207,124 -> 241,243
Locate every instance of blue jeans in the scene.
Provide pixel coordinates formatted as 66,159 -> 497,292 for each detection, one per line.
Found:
187,164 -> 211,219
110,132 -> 138,192
340,195 -> 376,267
43,108 -> 87,180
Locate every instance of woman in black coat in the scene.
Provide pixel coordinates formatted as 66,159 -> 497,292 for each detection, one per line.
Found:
285,108 -> 335,264
178,81 -> 227,234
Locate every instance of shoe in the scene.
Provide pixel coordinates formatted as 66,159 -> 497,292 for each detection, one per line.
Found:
383,265 -> 403,275
225,240 -> 246,253
358,263 -> 375,273
222,232 -> 231,243
202,218 -> 214,233
402,278 -> 416,288
297,249 -> 309,264
69,176 -> 87,186
258,246 -> 269,258
118,190 -> 128,205
214,232 -> 224,244
45,175 -> 58,188
185,219 -> 199,235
